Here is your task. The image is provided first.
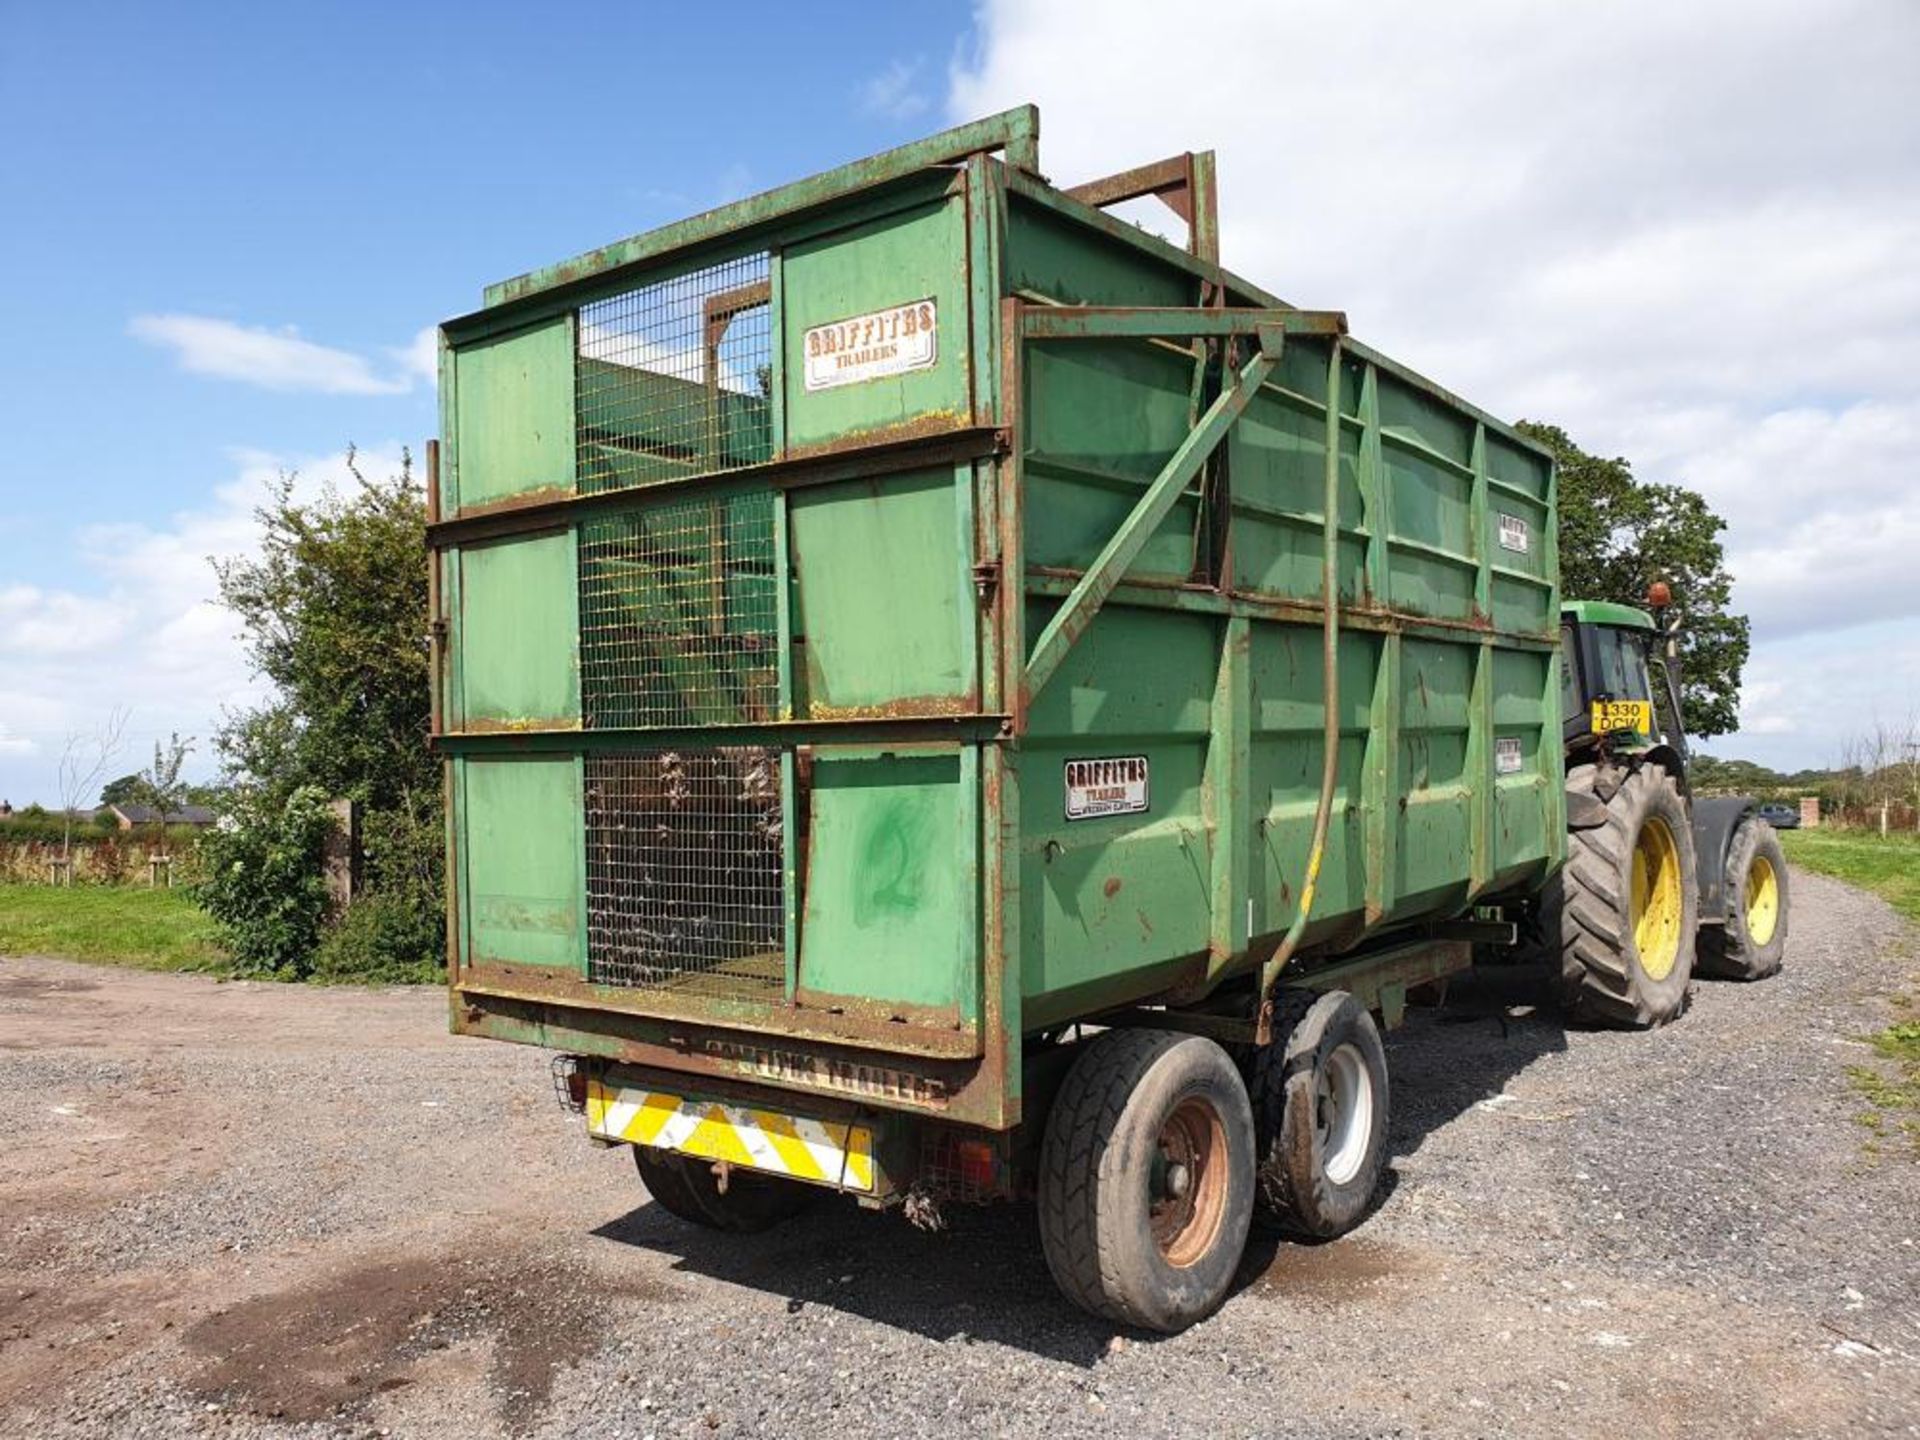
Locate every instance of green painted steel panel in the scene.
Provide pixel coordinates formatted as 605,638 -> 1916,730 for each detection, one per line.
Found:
452,320 -> 574,508
783,199 -> 971,449
458,532 -> 581,727
464,755 -> 585,971
444,127 -> 1563,1106
799,750 -> 976,1017
789,468 -> 973,715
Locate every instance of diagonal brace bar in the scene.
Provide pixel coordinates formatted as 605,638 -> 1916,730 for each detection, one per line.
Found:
1023,343 -> 1280,702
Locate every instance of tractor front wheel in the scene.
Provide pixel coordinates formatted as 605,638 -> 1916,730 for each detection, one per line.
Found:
1559,761 -> 1698,1027
1697,818 -> 1789,981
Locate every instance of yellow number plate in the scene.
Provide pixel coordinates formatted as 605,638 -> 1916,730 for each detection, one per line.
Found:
1591,699 -> 1653,734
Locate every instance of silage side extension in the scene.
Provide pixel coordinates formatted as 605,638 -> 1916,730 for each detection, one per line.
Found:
432,106 -> 1562,1326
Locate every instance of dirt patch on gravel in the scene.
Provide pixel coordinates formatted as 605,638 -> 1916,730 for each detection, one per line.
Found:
186,1252 -> 669,1427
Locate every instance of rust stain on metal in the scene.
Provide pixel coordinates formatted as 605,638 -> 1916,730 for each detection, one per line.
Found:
1103,876 -> 1123,899
805,695 -> 976,723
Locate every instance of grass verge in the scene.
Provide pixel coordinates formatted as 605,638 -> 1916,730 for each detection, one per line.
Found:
0,883 -> 228,972
1780,827 -> 1920,925
1781,828 -> 1920,1155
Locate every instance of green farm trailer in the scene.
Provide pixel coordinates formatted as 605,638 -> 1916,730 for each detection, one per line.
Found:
433,107 -> 1568,1330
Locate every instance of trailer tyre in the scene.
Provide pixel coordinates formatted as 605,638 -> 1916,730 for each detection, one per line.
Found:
1559,761 -> 1698,1028
1038,1029 -> 1255,1333
1250,990 -> 1390,1239
1697,819 -> 1789,981
633,1146 -> 816,1233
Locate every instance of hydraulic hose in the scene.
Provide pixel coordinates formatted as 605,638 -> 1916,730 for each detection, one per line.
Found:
1259,339 -> 1343,1041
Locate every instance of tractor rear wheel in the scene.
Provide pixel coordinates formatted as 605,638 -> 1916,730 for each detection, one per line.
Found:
1696,818 -> 1789,981
1559,761 -> 1698,1027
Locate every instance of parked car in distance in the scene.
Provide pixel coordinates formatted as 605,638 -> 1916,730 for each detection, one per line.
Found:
1756,802 -> 1801,830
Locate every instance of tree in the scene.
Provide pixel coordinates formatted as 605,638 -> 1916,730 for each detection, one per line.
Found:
54,707 -> 128,879
99,772 -> 144,807
1518,423 -> 1750,738
201,447 -> 440,979
136,732 -> 194,858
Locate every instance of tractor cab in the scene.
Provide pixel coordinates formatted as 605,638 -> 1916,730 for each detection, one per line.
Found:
1558,597 -> 1688,772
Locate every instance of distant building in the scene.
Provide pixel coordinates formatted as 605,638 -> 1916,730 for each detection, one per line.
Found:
106,802 -> 217,829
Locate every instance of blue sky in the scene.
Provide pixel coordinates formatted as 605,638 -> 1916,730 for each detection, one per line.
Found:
4,1 -> 1916,803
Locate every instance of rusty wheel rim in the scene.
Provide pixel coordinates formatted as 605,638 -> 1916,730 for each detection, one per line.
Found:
1149,1095 -> 1229,1268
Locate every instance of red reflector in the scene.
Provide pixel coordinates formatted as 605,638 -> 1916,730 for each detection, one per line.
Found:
956,1140 -> 997,1191
565,1068 -> 588,1109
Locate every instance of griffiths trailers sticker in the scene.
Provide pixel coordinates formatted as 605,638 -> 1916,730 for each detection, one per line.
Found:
1498,513 -> 1531,553
1065,756 -> 1149,821
803,299 -> 938,391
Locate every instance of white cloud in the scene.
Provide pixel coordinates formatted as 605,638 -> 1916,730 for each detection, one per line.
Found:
129,313 -> 431,396
392,325 -> 440,389
0,446 -> 408,804
951,0 -> 1920,765
862,57 -> 930,122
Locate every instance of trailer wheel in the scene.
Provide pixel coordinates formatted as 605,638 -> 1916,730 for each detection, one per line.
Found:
1559,761 -> 1698,1028
632,1146 -> 815,1233
1038,1029 -> 1255,1333
1697,819 -> 1789,981
1249,991 -> 1390,1239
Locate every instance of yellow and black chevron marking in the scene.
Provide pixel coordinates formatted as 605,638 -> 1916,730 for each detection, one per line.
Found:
585,1079 -> 875,1193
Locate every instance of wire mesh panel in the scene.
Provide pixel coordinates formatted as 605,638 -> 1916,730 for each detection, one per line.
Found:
577,253 -> 774,494
578,492 -> 780,728
585,749 -> 785,996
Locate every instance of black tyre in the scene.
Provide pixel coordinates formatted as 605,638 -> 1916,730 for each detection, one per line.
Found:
1037,1029 -> 1255,1333
1249,990 -> 1390,1239
1697,818 -> 1788,981
1559,761 -> 1698,1028
632,1146 -> 816,1233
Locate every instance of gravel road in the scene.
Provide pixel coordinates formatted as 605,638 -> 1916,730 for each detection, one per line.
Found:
2,867 -> 1916,1439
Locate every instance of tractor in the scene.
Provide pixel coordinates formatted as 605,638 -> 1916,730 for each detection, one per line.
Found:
1521,585 -> 1790,1026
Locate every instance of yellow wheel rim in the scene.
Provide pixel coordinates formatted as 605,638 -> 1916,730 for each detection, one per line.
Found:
1746,853 -> 1779,946
1630,815 -> 1684,981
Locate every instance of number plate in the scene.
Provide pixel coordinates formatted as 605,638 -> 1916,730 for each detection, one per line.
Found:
803,299 -> 938,391
1591,699 -> 1653,735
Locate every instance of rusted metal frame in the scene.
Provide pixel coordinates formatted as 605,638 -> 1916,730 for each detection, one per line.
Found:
1003,166 -> 1261,313
1291,939 -> 1472,1019
436,715 -> 1008,753
1542,454 -> 1568,871
454,995 -> 999,1125
452,172 -> 966,348
434,330 -> 472,984
984,291 -> 1027,1128
1061,149 -> 1220,264
1063,151 -> 1197,213
1204,615 -> 1252,979
1466,424 -> 1496,897
1017,571 -> 1561,653
1362,630 -> 1404,925
457,966 -> 981,1059
480,107 -> 1040,311
1105,1006 -> 1261,1047
1022,343 -> 1280,705
426,424 -> 1006,549
1355,365 -> 1390,614
1018,306 -> 1346,342
1190,150 -> 1220,266
427,437 -> 459,986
